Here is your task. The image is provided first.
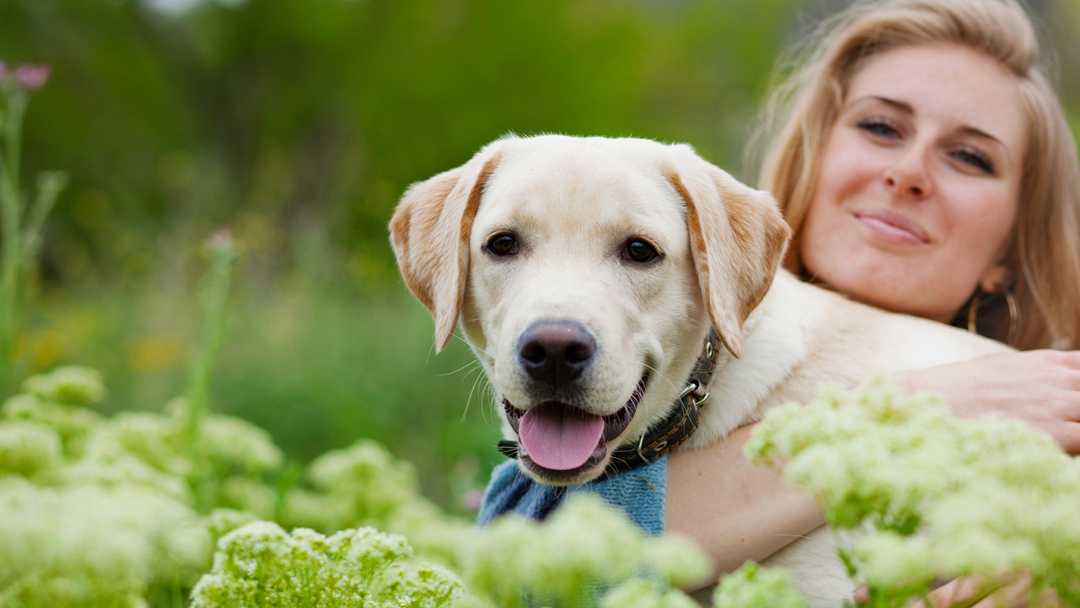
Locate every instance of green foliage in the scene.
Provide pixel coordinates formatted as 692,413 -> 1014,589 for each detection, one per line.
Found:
747,378 -> 1080,608
1,0 -> 811,291
0,364 -> 475,606
712,562 -> 805,608
0,368 -> 253,606
280,439 -> 475,567
0,478 -> 210,608
459,493 -> 711,608
20,364 -> 105,405
2,0 -> 1074,292
0,419 -> 63,476
0,391 -> 102,453
189,522 -> 466,608
0,65 -> 67,397
0,367 -> 212,608
599,579 -> 700,608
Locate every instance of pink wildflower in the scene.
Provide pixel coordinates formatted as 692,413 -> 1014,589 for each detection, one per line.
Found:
14,64 -> 50,91
206,226 -> 234,250
463,488 -> 484,511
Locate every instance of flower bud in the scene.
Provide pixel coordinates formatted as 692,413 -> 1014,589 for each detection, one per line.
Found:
15,63 -> 50,91
206,226 -> 234,250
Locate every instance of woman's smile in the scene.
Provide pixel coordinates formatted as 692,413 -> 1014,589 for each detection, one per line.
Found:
853,208 -> 930,246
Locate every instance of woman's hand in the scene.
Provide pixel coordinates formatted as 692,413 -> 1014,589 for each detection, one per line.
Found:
893,350 -> 1080,454
854,574 -> 1059,608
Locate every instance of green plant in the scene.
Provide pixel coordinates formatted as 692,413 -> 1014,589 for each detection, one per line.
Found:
0,61 -> 68,397
1,222 -> 477,606
0,366 -> 213,608
189,522 -> 466,608
459,494 -> 711,608
712,562 -> 806,608
182,227 -> 240,512
0,361 -> 473,606
747,378 -> 1080,608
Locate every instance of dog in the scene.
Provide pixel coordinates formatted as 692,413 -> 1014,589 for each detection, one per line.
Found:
389,134 -> 1009,606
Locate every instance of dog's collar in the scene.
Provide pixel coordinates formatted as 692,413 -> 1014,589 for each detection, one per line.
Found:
496,327 -> 721,475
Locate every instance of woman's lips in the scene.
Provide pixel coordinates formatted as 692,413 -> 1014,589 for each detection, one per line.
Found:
854,209 -> 930,245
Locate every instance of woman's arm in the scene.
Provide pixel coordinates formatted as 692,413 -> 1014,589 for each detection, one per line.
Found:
665,424 -> 823,579
893,350 -> 1080,454
665,350 -> 1080,583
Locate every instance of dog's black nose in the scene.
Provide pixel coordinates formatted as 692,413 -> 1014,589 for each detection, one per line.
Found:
518,320 -> 595,388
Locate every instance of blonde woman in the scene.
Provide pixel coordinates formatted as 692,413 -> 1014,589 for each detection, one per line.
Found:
666,0 -> 1080,601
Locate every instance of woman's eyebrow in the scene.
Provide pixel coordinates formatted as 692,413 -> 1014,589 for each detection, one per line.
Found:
958,125 -> 1005,147
846,95 -> 914,113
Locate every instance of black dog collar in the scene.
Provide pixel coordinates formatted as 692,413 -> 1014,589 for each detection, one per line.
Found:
496,328 -> 721,475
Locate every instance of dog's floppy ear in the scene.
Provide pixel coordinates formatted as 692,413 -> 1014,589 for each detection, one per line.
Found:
664,145 -> 791,359
389,142 -> 505,351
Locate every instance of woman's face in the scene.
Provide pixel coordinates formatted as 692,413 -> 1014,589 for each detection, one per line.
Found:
800,43 -> 1025,323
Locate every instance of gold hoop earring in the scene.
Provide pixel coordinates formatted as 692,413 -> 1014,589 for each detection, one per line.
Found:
967,289 -> 1019,346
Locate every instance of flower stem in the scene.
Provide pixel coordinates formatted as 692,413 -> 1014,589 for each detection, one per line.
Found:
0,85 -> 28,397
184,227 -> 237,511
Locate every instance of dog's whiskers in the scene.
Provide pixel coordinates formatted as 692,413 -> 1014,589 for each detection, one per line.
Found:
462,371 -> 482,422
642,362 -> 680,395
437,360 -> 482,378
452,330 -> 497,359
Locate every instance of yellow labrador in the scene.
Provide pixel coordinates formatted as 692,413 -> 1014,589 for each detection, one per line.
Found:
390,135 -> 1007,606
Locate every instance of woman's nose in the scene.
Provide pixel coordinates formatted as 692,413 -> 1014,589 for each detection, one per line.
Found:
883,146 -> 933,199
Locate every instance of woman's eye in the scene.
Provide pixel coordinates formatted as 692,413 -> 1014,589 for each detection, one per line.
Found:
857,119 -> 900,139
486,234 -> 518,256
622,239 -> 660,263
952,148 -> 995,175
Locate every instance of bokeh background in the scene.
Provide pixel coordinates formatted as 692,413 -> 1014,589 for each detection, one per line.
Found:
2,0 -> 1078,509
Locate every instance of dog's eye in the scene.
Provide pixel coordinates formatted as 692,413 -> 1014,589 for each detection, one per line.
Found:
487,234 -> 519,256
622,239 -> 660,263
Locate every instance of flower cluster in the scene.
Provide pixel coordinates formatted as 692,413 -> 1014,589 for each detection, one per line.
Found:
459,493 -> 712,608
747,378 -> 1080,607
0,369 -> 212,607
20,365 -> 106,406
713,562 -> 806,608
279,439 -> 474,566
0,366 -> 474,606
189,522 -> 466,608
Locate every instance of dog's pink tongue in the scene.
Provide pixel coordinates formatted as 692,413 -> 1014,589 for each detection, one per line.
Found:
519,407 -> 605,471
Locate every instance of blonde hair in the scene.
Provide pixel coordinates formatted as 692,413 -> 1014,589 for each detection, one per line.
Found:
753,0 -> 1080,350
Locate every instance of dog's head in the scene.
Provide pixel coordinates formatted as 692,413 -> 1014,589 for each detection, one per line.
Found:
390,135 -> 789,485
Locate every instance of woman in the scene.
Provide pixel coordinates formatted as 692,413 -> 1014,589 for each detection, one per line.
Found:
666,0 -> 1080,599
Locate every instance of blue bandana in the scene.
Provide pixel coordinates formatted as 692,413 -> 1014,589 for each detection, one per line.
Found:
476,456 -> 668,535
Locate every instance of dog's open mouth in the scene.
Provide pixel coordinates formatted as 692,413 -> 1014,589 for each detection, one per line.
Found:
503,373 -> 649,476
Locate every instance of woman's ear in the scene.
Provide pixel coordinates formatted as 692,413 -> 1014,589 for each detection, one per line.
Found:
389,140 -> 507,351
663,144 -> 791,359
978,263 -> 1012,294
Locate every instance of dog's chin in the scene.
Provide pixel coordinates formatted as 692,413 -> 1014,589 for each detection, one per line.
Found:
518,449 -> 610,486
504,372 -> 649,486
